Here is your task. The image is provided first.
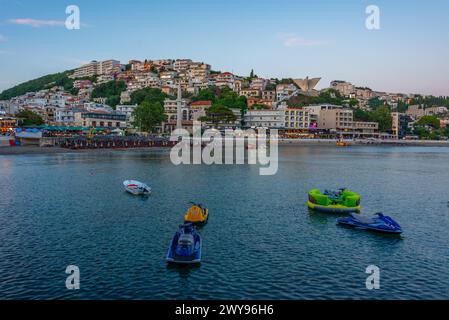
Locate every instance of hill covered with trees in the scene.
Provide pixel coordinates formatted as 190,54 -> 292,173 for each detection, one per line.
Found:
0,70 -> 77,100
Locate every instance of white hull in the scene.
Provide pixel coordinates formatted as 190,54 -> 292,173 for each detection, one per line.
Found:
123,180 -> 151,196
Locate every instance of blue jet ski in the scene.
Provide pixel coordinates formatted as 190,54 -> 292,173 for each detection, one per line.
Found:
337,212 -> 402,234
166,223 -> 202,264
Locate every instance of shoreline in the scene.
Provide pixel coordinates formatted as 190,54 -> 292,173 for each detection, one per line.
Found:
0,146 -> 171,156
1,139 -> 449,156
277,139 -> 449,147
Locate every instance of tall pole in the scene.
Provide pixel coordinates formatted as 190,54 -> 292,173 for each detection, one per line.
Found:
176,84 -> 182,130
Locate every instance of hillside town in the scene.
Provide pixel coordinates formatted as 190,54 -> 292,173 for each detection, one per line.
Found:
1,58 -> 449,147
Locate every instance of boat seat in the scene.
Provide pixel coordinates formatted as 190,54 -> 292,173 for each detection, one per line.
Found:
351,214 -> 376,224
178,234 -> 194,246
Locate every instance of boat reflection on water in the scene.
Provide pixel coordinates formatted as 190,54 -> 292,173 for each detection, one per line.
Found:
166,262 -> 201,279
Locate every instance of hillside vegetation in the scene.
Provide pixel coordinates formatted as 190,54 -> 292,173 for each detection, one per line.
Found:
0,70 -> 77,100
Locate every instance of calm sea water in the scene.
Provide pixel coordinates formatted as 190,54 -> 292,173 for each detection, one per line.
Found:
1,145 -> 449,300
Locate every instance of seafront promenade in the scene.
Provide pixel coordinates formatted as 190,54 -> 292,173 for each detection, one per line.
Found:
2,138 -> 449,156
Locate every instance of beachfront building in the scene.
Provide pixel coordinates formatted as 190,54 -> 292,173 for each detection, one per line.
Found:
283,108 -> 311,130
353,121 -> 379,138
391,112 -> 412,139
53,109 -> 75,125
74,111 -> 127,128
116,104 -> 138,122
0,116 -> 17,135
315,108 -> 353,132
243,109 -> 284,129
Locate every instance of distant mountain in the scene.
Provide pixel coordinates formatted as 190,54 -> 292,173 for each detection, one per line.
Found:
0,70 -> 75,100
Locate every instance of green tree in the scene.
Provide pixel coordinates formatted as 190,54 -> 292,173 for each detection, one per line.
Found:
372,105 -> 392,132
353,105 -> 392,132
395,101 -> 409,113
265,83 -> 276,91
191,87 -> 217,102
132,101 -> 167,132
16,110 -> 44,126
368,97 -> 385,109
251,104 -> 267,110
348,98 -> 359,107
215,87 -> 247,110
0,70 -> 75,100
416,115 -> 440,129
91,80 -> 126,108
200,104 -> 236,125
353,109 -> 372,122
130,87 -> 168,105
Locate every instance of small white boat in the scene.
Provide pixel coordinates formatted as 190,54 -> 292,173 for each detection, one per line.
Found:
123,180 -> 151,195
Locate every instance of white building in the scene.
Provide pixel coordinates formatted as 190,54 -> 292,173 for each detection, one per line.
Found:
116,104 -> 138,122
54,109 -> 75,124
164,98 -> 189,122
250,78 -> 267,91
72,59 -> 121,78
276,84 -> 297,102
244,109 -> 284,128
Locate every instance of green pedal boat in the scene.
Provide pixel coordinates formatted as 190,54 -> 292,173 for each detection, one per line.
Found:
308,188 -> 361,213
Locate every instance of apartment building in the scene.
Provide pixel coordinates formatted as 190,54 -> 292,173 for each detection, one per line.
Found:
215,72 -> 235,89
54,109 -> 75,124
163,98 -> 189,122
353,121 -> 379,137
250,78 -> 267,91
190,100 -> 212,121
316,108 -> 353,131
262,90 -> 276,101
391,112 -> 411,139
330,80 -> 355,97
116,104 -> 138,122
72,60 -> 121,78
74,111 -> 127,128
247,98 -> 274,109
244,109 -> 284,129
188,62 -> 211,81
276,84 -> 297,102
284,108 -> 311,130
174,59 -> 193,72
240,88 -> 261,99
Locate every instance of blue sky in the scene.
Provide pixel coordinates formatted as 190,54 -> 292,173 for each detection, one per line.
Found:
0,0 -> 448,95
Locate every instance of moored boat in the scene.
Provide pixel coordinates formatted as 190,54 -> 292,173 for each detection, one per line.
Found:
123,180 -> 151,195
166,223 -> 202,264
337,212 -> 403,234
184,203 -> 209,225
308,188 -> 361,213
336,140 -> 348,147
